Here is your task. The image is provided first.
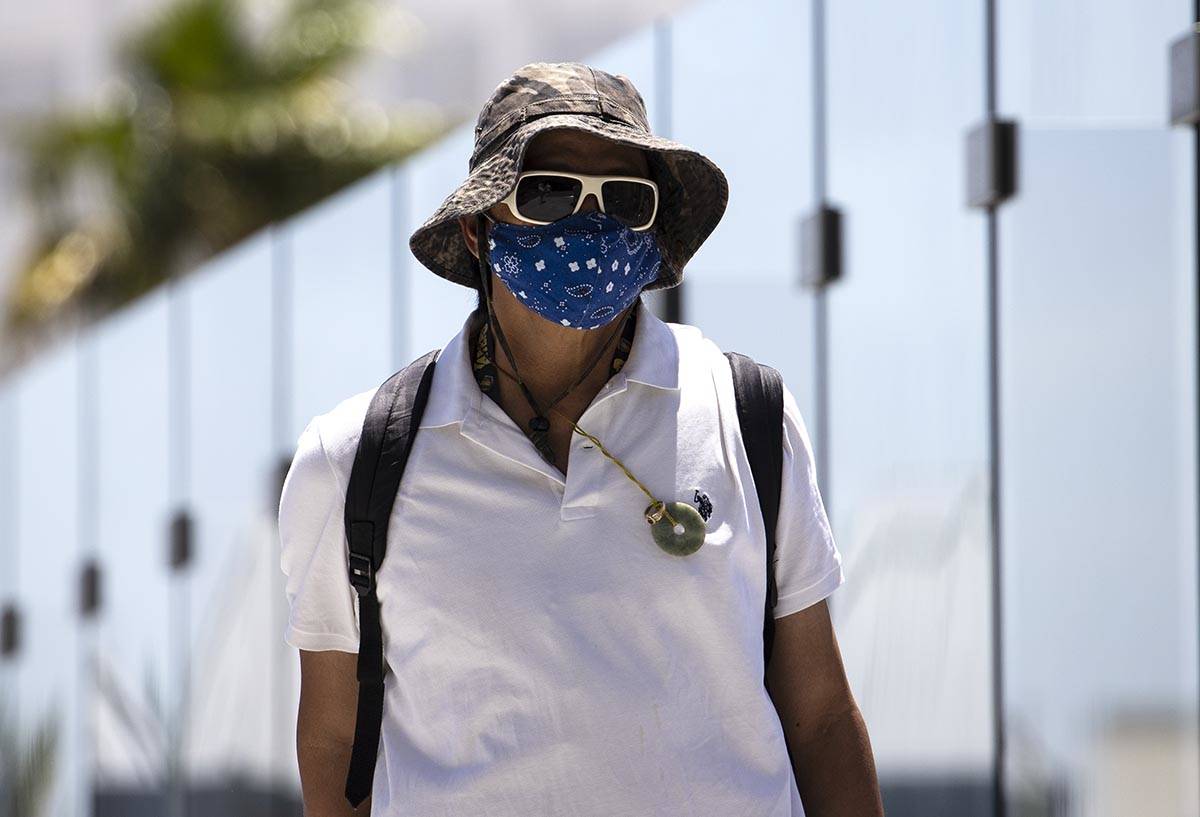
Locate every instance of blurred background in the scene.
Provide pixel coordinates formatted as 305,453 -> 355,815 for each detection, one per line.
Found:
0,0 -> 1196,815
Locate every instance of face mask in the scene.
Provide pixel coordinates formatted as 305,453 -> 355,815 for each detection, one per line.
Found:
484,209 -> 663,330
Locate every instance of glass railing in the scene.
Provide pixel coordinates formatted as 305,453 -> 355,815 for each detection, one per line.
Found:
0,0 -> 1196,814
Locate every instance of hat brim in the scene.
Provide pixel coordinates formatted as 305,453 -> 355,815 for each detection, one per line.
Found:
408,113 -> 728,292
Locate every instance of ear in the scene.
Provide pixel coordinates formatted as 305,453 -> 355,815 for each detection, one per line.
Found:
459,215 -> 479,259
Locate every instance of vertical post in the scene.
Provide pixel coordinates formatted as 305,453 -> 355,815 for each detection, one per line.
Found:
653,16 -> 682,325
166,271 -> 192,817
965,3 -> 1017,815
810,0 -> 832,517
391,165 -> 410,372
1193,4 -> 1199,811
983,0 -> 1006,814
274,230 -> 293,457
1168,14 -> 1200,804
269,224 -> 294,817
76,322 -> 99,817
0,367 -> 16,817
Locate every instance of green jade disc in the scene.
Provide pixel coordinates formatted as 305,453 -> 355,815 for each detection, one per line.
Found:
645,501 -> 707,556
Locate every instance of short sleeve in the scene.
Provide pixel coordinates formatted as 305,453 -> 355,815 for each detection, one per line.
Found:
278,416 -> 360,652
771,382 -> 845,619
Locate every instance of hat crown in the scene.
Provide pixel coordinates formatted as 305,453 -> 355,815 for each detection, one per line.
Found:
469,62 -> 652,170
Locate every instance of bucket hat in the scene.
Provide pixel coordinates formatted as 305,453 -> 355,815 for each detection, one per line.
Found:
408,61 -> 728,292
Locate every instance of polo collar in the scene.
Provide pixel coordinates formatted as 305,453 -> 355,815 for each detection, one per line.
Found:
418,297 -> 680,431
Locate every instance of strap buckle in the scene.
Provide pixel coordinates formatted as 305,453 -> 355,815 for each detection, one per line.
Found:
348,553 -> 374,595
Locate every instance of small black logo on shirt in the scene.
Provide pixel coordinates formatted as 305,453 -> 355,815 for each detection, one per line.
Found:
692,489 -> 713,522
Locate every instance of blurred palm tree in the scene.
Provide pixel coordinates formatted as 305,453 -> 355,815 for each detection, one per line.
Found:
4,0 -> 450,358
0,699 -> 59,817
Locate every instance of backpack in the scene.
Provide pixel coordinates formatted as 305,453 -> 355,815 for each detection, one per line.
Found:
341,348 -> 784,807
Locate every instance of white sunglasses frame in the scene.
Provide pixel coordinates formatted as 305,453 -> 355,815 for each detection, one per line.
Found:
498,170 -> 659,231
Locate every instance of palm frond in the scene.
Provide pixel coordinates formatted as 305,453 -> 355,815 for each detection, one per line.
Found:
2,0 -> 453,365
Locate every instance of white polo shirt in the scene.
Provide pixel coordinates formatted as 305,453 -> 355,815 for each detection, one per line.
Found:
278,297 -> 844,816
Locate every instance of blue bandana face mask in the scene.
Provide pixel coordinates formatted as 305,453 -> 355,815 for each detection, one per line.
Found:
484,210 -> 663,330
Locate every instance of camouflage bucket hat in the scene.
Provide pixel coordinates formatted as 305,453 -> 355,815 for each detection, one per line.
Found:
408,61 -> 728,292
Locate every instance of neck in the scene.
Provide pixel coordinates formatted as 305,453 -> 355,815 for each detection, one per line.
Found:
480,280 -> 637,416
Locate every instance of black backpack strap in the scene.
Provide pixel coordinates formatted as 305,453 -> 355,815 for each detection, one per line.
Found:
723,351 -> 785,680
343,348 -> 440,808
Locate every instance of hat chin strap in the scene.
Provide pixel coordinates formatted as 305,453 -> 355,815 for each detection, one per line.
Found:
476,212 -> 500,337
475,213 -> 486,298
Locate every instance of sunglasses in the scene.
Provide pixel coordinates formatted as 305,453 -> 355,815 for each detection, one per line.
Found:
499,171 -> 659,231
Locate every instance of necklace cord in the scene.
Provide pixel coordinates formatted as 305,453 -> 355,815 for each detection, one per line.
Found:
476,211 -> 631,418
486,337 -> 680,529
485,273 -> 629,416
475,213 -> 680,530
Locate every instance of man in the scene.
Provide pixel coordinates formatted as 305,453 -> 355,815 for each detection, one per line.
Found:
279,61 -> 882,816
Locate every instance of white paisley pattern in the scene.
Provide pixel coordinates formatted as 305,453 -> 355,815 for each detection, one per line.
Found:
486,210 -> 663,330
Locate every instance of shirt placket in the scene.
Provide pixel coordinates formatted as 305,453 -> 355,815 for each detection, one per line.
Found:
469,308 -> 639,518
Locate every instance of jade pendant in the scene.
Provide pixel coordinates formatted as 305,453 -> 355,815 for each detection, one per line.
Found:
645,501 -> 707,556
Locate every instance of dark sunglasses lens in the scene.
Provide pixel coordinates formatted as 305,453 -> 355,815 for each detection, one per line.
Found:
514,175 -> 582,222
601,180 -> 656,228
